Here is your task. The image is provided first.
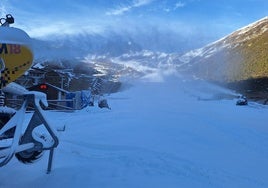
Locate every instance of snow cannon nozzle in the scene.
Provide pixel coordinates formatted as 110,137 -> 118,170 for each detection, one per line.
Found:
0,14 -> 14,26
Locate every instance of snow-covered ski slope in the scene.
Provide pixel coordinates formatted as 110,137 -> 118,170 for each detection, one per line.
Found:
1,76 -> 268,188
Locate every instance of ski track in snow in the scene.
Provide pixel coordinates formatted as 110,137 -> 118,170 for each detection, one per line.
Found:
1,78 -> 268,188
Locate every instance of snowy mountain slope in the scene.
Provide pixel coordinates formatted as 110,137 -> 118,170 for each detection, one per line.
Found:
108,51 -> 182,80
29,16 -> 268,81
31,16 -> 268,90
30,50 -> 182,92
1,77 -> 268,188
26,17 -> 268,102
179,16 -> 268,83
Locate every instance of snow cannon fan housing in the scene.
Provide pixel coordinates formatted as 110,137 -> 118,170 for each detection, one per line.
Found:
0,15 -> 33,88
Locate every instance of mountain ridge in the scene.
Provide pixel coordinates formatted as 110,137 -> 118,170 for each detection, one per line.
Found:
177,16 -> 268,102
30,16 -> 268,102
179,16 -> 268,83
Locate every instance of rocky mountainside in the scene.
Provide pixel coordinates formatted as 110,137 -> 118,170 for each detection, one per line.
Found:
178,17 -> 268,101
179,17 -> 268,81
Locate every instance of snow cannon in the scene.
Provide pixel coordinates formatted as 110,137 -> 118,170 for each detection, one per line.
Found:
0,14 -> 33,88
0,15 -> 59,173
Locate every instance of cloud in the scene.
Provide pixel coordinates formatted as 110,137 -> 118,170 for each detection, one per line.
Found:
106,0 -> 154,16
3,0 -> 236,50
106,5 -> 132,16
162,1 -> 185,13
23,19 -> 108,39
0,0 -> 9,18
174,1 -> 185,9
3,1 -> 109,38
133,0 -> 153,7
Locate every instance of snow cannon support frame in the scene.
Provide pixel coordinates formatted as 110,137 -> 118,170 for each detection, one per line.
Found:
0,91 -> 59,173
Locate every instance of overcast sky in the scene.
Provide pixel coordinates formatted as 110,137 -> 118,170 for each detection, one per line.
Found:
1,0 -> 268,50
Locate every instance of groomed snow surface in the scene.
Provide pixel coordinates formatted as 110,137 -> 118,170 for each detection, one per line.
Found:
1,76 -> 268,188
